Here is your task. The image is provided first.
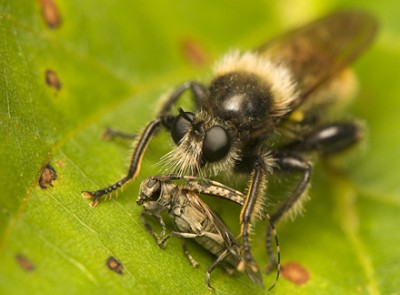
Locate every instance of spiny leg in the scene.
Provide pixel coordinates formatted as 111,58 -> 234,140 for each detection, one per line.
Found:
266,153 -> 311,269
82,119 -> 164,207
158,81 -> 207,115
237,161 -> 265,274
271,121 -> 362,224
266,224 -> 279,273
272,153 -> 312,223
102,127 -> 136,140
266,122 -> 362,267
103,81 -> 208,141
263,213 -> 281,290
81,81 -> 207,206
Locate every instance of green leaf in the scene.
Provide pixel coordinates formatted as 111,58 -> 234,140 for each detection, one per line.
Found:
1,1 -> 399,294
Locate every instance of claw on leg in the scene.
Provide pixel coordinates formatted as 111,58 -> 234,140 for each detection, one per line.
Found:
81,191 -> 100,207
206,272 -> 215,292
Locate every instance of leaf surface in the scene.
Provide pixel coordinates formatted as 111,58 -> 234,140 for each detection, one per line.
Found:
1,1 -> 399,294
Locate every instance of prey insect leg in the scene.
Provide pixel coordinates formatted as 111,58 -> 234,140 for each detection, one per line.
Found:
159,229 -> 235,290
140,210 -> 167,249
81,81 -> 207,206
158,231 -> 201,244
206,249 -> 230,291
181,239 -> 200,267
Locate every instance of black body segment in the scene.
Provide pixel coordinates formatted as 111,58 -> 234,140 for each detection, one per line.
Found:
284,122 -> 364,155
207,72 -> 273,129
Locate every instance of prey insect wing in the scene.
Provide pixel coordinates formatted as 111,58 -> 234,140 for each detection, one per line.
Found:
192,191 -> 237,248
190,190 -> 278,290
257,10 -> 378,112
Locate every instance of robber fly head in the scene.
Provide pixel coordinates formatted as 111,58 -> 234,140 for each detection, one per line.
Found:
163,107 -> 241,177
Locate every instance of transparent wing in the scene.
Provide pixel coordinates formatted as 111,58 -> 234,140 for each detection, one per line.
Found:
188,191 -> 238,245
256,10 -> 378,111
187,191 -> 265,286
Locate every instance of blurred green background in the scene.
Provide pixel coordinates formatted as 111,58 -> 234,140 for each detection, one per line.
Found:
1,0 -> 400,294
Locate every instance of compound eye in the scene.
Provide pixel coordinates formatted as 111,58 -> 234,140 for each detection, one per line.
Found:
146,178 -> 160,189
202,126 -> 231,162
171,112 -> 195,145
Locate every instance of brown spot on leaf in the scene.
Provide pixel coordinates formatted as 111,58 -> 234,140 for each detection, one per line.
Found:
39,0 -> 62,29
106,256 -> 124,274
45,69 -> 62,90
180,38 -> 209,66
281,262 -> 310,285
56,160 -> 65,168
15,254 -> 35,272
39,163 -> 57,189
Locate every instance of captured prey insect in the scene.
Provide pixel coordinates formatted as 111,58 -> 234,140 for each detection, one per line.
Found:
82,10 -> 378,273
136,175 -> 280,290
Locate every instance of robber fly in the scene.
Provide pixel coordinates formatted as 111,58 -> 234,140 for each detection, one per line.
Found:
82,10 -> 377,272
137,175 -> 279,290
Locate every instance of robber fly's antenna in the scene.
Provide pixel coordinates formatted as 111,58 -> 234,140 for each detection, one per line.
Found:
178,107 -> 194,122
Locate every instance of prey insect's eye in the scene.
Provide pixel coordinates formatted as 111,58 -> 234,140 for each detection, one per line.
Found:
202,126 -> 231,162
146,178 -> 158,188
171,111 -> 195,145
142,178 -> 162,201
